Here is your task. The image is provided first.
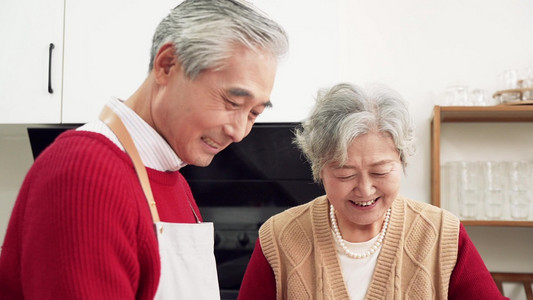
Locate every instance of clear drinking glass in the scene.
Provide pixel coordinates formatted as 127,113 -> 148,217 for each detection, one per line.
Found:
507,161 -> 532,220
445,86 -> 469,106
509,190 -> 530,220
503,69 -> 518,90
458,161 -> 482,219
523,65 -> 533,91
443,161 -> 461,216
470,89 -> 485,106
482,161 -> 505,219
508,161 -> 531,191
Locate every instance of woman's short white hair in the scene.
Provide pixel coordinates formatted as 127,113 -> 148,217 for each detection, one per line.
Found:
294,83 -> 416,183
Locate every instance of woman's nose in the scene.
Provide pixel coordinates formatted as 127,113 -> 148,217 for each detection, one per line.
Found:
355,175 -> 376,197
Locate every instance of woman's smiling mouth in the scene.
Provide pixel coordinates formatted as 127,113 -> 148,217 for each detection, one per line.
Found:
351,197 -> 379,207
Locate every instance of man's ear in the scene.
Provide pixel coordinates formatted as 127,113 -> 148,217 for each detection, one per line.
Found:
152,43 -> 179,84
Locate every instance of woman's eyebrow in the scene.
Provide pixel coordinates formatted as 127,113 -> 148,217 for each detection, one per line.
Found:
337,160 -> 396,169
369,159 -> 396,167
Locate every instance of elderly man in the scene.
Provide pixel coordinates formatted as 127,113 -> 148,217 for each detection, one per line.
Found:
0,1 -> 288,299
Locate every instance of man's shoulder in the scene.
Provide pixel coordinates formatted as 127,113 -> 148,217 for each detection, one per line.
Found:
28,130 -> 133,185
43,130 -> 126,163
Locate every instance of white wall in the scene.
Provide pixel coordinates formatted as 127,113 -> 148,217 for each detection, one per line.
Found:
1,0 -> 532,292
0,125 -> 35,239
255,0 -> 533,202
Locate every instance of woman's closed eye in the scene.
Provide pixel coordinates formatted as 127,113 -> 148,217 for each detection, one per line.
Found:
334,172 -> 357,180
370,168 -> 393,176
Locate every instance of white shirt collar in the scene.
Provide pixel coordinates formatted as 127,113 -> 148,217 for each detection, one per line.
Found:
78,98 -> 186,171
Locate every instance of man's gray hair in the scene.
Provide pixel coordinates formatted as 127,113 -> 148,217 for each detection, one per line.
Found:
294,83 -> 416,183
149,0 -> 289,78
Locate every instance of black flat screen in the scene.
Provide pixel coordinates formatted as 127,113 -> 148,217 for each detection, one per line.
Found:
179,122 -> 325,208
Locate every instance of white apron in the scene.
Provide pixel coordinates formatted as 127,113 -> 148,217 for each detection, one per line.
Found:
100,106 -> 220,300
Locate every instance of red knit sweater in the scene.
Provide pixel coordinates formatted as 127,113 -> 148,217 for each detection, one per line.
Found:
0,131 -> 201,299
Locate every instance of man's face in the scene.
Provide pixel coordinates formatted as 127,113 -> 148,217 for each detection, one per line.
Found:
151,45 -> 277,167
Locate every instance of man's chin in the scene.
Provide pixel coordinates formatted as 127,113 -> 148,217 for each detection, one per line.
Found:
189,156 -> 215,167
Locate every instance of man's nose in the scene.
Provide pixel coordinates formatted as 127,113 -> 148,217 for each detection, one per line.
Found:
224,113 -> 249,143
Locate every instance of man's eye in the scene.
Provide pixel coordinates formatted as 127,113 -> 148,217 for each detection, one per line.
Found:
223,97 -> 240,108
228,101 -> 239,108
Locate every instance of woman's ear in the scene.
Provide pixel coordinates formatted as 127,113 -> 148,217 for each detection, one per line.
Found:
152,43 -> 179,84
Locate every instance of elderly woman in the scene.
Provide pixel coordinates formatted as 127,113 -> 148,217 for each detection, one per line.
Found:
238,83 -> 507,299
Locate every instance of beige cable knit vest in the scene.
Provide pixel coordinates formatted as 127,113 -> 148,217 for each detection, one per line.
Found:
259,195 -> 459,300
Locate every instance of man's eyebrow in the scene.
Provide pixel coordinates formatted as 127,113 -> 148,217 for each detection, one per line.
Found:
263,100 -> 273,108
229,88 -> 252,97
229,88 -> 273,108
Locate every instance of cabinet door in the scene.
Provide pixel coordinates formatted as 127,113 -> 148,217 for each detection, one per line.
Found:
62,0 -> 177,123
0,0 -> 64,123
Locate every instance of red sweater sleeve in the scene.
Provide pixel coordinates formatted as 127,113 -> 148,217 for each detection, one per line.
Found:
448,223 -> 509,300
0,132 -> 161,299
238,238 -> 276,300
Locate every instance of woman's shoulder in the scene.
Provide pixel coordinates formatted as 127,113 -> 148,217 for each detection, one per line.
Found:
258,196 -> 328,263
267,195 -> 327,224
259,196 -> 327,238
400,195 -> 456,215
398,195 -> 460,228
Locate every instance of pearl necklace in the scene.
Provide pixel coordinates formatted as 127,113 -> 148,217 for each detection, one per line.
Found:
329,204 -> 391,259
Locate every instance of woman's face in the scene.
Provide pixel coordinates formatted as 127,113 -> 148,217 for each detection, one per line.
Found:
321,131 -> 402,239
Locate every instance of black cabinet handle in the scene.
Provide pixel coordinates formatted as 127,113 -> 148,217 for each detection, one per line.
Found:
48,43 -> 54,94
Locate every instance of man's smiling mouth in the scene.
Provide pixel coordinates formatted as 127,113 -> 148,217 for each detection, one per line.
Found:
201,137 -> 221,149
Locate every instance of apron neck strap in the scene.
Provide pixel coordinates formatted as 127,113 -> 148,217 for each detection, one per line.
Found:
99,106 -> 161,223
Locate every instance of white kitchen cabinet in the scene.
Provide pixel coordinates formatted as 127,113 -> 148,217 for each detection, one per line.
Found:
62,0 -> 177,123
0,0 -> 64,123
0,0 -> 178,124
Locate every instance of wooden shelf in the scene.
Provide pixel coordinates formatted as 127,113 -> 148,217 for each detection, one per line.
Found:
431,105 -> 533,227
435,105 -> 533,122
461,220 -> 533,227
